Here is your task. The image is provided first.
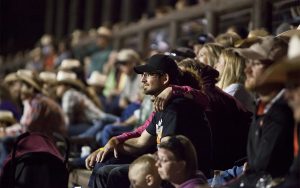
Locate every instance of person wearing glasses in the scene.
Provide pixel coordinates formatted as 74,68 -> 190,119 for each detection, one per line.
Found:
156,135 -> 209,188
87,54 -> 212,188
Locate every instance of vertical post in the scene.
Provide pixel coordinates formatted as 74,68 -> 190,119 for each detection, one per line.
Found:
68,0 -> 79,33
169,21 -> 179,48
121,0 -> 131,24
45,0 -> 55,34
205,11 -> 217,36
101,0 -> 113,25
137,31 -> 146,55
84,0 -> 95,30
253,0 -> 272,31
55,0 -> 65,39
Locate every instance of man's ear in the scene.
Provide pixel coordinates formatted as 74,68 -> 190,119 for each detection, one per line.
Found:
162,73 -> 170,85
145,174 -> 154,186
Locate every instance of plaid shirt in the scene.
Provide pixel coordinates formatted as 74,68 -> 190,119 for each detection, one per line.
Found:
62,88 -> 105,125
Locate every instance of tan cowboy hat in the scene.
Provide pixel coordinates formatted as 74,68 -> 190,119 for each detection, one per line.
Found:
56,71 -> 85,91
0,110 -> 16,124
58,59 -> 81,70
97,26 -> 112,38
87,71 -> 107,86
257,35 -> 300,86
3,72 -> 18,83
16,69 -> 42,92
234,37 -> 261,48
117,49 -> 141,64
276,25 -> 300,38
39,71 -> 56,84
235,36 -> 287,62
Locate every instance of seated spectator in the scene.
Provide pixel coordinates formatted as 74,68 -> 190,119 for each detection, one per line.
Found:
55,71 -> 117,137
227,36 -> 294,187
0,110 -> 16,137
178,58 -> 252,170
106,49 -> 143,116
196,43 -> 224,68
215,48 -> 255,112
38,71 -> 57,100
0,110 -> 17,173
156,135 -> 208,188
129,154 -> 161,188
86,71 -> 107,111
254,34 -> 300,188
3,73 -> 22,115
86,54 -> 212,188
0,83 -> 21,121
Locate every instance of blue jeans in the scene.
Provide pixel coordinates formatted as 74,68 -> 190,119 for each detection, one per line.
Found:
78,114 -> 119,138
88,156 -> 135,188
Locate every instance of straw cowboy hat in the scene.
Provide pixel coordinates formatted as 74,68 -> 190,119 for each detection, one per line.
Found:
87,71 -> 107,86
0,110 -> 16,125
257,34 -> 300,86
97,26 -> 112,38
56,71 -> 85,91
58,59 -> 81,71
116,49 -> 141,64
3,72 -> 18,83
16,69 -> 42,92
39,71 -> 56,84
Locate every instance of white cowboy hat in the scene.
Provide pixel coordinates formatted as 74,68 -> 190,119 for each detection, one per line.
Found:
56,71 -> 85,91
97,26 -> 112,38
87,71 -> 107,86
59,59 -> 81,70
39,71 -> 56,84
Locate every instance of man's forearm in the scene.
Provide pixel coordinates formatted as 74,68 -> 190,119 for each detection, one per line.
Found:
118,136 -> 154,156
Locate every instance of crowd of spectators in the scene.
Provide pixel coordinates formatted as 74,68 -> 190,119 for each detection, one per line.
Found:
0,9 -> 299,188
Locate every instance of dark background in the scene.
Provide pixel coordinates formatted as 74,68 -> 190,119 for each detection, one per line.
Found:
0,0 -> 46,56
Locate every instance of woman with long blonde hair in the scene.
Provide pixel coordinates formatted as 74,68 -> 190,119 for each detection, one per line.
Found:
215,48 -> 255,112
196,43 -> 224,68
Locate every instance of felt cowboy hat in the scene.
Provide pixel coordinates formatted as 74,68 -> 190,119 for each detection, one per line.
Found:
257,34 -> 300,86
16,69 -> 42,92
56,71 -> 85,91
235,36 -> 287,63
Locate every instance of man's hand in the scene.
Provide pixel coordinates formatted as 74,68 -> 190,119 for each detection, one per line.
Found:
154,86 -> 172,111
85,149 -> 102,170
96,137 -> 120,162
85,137 -> 120,170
